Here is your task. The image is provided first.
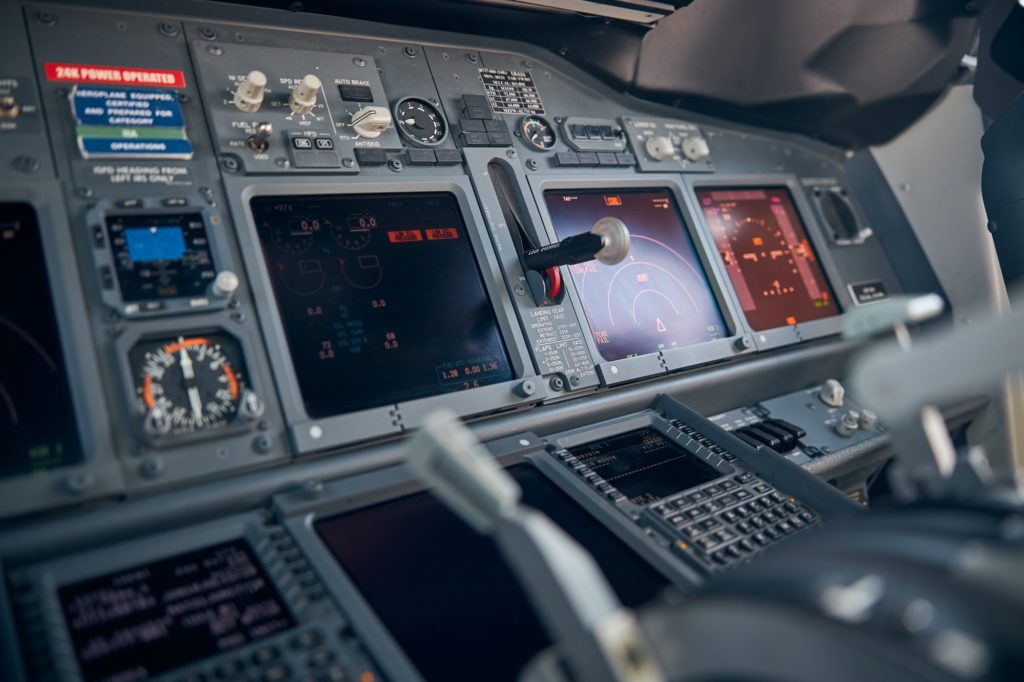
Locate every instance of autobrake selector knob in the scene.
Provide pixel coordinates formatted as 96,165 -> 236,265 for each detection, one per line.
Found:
289,74 -> 322,115
350,106 -> 393,138
819,378 -> 846,407
233,70 -> 267,113
644,135 -> 674,161
681,136 -> 710,162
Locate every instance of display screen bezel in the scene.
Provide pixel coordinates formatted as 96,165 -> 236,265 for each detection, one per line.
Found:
528,175 -> 751,384
687,175 -> 848,350
0,191 -> 120,520
229,177 -> 539,454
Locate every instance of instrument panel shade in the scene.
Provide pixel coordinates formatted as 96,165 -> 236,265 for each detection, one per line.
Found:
543,188 -> 727,361
0,202 -> 84,478
315,463 -> 671,682
696,187 -> 840,331
250,192 -> 514,418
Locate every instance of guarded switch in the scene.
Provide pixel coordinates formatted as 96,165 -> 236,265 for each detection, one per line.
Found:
289,74 -> 322,115
233,70 -> 267,113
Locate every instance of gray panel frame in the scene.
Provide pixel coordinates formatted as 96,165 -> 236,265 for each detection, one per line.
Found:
276,433 -> 696,682
527,173 -> 755,384
224,175 -> 547,454
0,186 -> 124,519
685,174 -> 849,350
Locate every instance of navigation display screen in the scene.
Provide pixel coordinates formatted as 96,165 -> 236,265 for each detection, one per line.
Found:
0,203 -> 83,478
696,187 -> 840,331
251,193 -> 513,418
106,213 -> 216,302
544,189 -> 726,361
568,428 -> 721,505
59,539 -> 294,682
316,464 -> 670,682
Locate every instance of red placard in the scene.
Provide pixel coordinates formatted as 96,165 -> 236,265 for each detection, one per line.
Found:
45,63 -> 186,87
387,230 -> 423,243
425,228 -> 459,241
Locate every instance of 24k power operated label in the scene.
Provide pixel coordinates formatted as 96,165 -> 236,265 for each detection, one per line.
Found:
45,63 -> 186,88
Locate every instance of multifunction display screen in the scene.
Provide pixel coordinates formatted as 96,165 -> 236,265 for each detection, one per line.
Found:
568,428 -> 721,505
317,464 -> 669,682
58,539 -> 294,682
0,203 -> 83,478
544,189 -> 726,361
106,213 -> 216,302
251,193 -> 513,418
696,187 -> 839,331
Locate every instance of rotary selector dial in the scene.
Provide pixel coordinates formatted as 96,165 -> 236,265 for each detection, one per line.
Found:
644,135 -> 675,161
681,135 -> 710,162
233,70 -> 267,113
289,74 -> 322,115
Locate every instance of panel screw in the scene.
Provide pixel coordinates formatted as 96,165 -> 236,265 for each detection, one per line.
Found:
35,10 -> 56,25
64,471 -> 95,495
207,45 -> 223,56
275,157 -> 290,168
513,284 -> 526,295
13,155 -> 40,174
505,149 -> 516,159
388,158 -> 403,172
570,375 -> 581,386
302,479 -> 324,499
77,187 -> 95,199
466,52 -> 479,63
341,157 -> 356,168
515,379 -> 536,397
200,26 -> 217,39
522,60 -> 533,69
353,56 -> 367,67
549,375 -> 565,391
139,456 -> 164,478
403,46 -> 417,58
178,93 -> 190,103
159,22 -> 179,37
221,156 -> 240,172
734,336 -> 752,351
253,434 -> 273,453
526,159 -> 539,171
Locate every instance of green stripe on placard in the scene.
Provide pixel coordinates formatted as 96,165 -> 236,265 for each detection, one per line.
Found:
76,125 -> 188,140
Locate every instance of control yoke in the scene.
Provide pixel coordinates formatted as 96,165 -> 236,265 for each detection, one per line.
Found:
404,409 -> 664,682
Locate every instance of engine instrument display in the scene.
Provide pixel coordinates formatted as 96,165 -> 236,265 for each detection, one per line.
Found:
130,333 -> 249,436
106,212 -> 216,306
316,463 -> 669,682
58,539 -> 294,682
696,187 -> 840,330
251,192 -> 513,418
544,189 -> 726,361
0,203 -> 83,478
567,428 -> 721,505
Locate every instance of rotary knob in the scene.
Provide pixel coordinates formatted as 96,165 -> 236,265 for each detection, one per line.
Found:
819,378 -> 846,408
351,105 -> 393,139
232,70 -> 267,113
211,270 -> 240,298
289,74 -> 322,115
644,135 -> 674,161
681,135 -> 710,162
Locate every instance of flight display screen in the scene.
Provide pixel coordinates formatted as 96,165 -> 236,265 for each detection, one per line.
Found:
316,464 -> 670,682
251,193 -> 513,418
568,428 -> 721,505
0,203 -> 83,478
106,213 -> 216,303
543,189 -> 726,361
696,187 -> 840,331
58,539 -> 294,682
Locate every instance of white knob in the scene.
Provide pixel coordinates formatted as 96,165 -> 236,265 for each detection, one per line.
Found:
835,410 -> 860,437
239,389 -> 265,420
350,105 -> 393,138
681,136 -> 710,162
644,136 -> 674,161
859,409 -> 878,431
233,70 -> 267,113
819,378 -> 846,408
211,270 -> 240,298
289,74 -> 322,115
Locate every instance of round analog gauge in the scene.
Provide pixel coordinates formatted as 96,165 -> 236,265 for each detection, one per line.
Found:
132,333 -> 250,436
394,97 -> 448,147
520,115 -> 557,151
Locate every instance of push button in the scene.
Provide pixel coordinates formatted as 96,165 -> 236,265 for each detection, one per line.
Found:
338,84 -> 373,102
292,137 -> 313,149
314,137 -> 335,150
